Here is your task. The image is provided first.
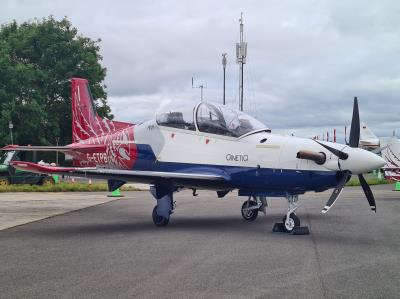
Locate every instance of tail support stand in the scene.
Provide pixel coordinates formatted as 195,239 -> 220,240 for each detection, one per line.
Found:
272,194 -> 310,235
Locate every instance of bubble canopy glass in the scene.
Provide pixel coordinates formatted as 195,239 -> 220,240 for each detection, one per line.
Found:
196,102 -> 267,137
156,102 -> 267,137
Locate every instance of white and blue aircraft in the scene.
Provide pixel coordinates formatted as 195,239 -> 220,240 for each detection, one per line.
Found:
3,79 -> 386,233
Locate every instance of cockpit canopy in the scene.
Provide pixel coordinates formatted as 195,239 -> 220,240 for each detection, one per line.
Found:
156,102 -> 267,137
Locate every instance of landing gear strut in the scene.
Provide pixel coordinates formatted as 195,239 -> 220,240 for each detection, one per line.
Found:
241,196 -> 268,221
272,194 -> 309,235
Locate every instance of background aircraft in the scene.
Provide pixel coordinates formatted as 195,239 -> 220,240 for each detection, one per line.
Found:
381,140 -> 400,181
359,122 -> 381,151
3,78 -> 385,233
358,122 -> 400,151
354,122 -> 400,181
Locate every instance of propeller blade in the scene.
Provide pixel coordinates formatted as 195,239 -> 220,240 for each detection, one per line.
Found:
322,171 -> 350,213
349,97 -> 360,148
315,141 -> 348,160
358,174 -> 377,212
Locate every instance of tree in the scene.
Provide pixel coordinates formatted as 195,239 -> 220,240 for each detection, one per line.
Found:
0,16 -> 112,147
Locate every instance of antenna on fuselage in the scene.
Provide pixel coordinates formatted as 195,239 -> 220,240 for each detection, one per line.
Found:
192,77 -> 206,102
236,12 -> 247,111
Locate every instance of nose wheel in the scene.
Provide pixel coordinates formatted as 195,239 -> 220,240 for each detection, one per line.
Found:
282,213 -> 300,233
272,194 -> 309,235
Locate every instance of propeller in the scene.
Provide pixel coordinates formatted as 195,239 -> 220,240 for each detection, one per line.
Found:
319,97 -> 377,213
349,97 -> 360,148
315,141 -> 348,161
322,170 -> 350,213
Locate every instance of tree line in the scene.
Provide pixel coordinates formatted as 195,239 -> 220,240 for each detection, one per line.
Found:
0,16 -> 112,148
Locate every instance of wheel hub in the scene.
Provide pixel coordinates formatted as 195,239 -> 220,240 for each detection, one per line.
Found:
243,205 -> 254,217
285,218 -> 295,231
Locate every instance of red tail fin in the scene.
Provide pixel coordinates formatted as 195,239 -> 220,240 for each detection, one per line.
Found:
71,78 -> 132,142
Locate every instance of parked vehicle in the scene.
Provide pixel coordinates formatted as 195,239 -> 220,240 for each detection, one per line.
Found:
0,151 -> 54,185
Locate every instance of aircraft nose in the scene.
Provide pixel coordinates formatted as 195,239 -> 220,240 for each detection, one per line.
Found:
368,152 -> 386,170
341,148 -> 386,174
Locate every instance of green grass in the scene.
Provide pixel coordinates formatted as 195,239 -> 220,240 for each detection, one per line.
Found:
0,182 -> 142,193
346,176 -> 391,187
0,176 -> 391,192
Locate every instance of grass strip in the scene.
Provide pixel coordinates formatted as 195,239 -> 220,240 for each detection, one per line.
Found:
0,177 -> 391,192
346,177 -> 391,187
0,182 -> 143,192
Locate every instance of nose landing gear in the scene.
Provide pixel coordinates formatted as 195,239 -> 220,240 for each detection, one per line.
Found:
272,194 -> 309,235
283,213 -> 300,233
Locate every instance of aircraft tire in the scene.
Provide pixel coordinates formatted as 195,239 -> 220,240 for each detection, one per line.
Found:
283,213 -> 300,232
152,206 -> 169,227
241,201 -> 258,221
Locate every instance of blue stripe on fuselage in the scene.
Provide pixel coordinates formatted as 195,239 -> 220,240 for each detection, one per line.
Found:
132,144 -> 341,193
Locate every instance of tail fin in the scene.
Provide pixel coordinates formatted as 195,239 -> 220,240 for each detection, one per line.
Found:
71,78 -> 132,142
359,122 -> 379,150
360,122 -> 378,141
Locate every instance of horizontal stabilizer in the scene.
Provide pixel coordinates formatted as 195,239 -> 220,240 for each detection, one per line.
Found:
2,144 -> 107,153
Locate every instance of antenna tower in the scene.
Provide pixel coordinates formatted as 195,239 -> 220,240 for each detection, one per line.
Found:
192,77 -> 206,101
236,12 -> 247,111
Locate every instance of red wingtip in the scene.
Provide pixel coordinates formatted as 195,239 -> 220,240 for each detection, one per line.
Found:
1,144 -> 19,151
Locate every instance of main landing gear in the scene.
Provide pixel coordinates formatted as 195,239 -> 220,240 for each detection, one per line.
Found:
152,205 -> 170,226
272,194 -> 309,235
150,185 -> 174,227
241,196 -> 268,221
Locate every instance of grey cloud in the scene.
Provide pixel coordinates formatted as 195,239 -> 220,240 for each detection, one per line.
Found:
1,0 -> 400,138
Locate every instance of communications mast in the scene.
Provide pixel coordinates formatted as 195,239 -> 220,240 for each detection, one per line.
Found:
236,13 -> 247,111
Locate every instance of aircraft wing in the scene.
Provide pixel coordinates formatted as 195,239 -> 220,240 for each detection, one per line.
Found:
2,144 -> 106,153
9,161 -> 228,188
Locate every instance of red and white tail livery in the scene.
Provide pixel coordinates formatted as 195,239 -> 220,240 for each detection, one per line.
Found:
71,78 -> 132,142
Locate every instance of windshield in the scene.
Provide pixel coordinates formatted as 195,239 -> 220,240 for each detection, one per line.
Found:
196,102 -> 267,137
0,151 -> 15,165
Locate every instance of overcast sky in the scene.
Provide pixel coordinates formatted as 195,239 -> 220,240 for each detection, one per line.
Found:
2,0 -> 400,140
